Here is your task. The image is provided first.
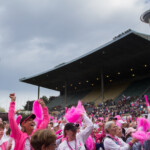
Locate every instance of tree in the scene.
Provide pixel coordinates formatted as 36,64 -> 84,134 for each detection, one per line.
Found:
0,107 -> 5,113
23,101 -> 34,111
40,96 -> 49,104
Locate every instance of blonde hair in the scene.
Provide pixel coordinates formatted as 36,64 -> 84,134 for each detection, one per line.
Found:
30,129 -> 56,150
104,121 -> 114,133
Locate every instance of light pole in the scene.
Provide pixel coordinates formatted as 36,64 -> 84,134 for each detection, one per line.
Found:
140,9 -> 150,25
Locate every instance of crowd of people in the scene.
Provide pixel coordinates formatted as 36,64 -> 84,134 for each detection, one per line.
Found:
0,93 -> 150,150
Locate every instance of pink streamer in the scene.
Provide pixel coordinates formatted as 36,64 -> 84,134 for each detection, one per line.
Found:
144,95 -> 150,106
57,135 -> 63,140
56,129 -> 62,135
91,113 -> 94,118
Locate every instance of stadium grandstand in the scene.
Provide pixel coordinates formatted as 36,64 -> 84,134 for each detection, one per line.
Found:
20,29 -> 150,110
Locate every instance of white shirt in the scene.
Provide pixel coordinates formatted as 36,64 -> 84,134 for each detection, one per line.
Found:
58,114 -> 93,150
104,136 -> 130,150
24,137 -> 31,150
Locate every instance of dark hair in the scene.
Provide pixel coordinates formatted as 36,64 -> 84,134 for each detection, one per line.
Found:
20,114 -> 36,126
30,129 -> 56,150
0,123 -> 4,130
6,127 -> 11,136
50,122 -> 53,125
64,123 -> 77,137
75,124 -> 79,128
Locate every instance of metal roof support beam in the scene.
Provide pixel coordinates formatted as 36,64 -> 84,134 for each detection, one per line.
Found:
38,86 -> 40,99
101,69 -> 104,104
64,82 -> 67,106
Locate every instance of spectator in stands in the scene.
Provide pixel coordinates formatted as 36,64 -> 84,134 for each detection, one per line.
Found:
31,129 -> 56,150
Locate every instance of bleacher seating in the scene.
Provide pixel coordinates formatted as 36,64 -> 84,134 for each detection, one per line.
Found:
47,77 -> 150,110
115,77 -> 150,101
82,81 -> 130,103
47,89 -> 91,109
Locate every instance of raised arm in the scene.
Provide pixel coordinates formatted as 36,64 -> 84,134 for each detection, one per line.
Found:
8,94 -> 22,139
78,113 -> 94,143
36,99 -> 50,130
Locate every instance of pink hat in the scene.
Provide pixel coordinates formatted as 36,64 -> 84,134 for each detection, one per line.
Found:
126,127 -> 136,136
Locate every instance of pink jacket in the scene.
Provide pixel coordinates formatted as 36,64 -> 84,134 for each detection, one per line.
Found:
9,101 -> 49,150
0,141 -> 7,150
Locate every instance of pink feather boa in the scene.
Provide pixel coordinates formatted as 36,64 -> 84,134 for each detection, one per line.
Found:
33,100 -> 43,128
137,117 -> 150,132
33,100 -> 43,119
86,135 -> 95,150
65,101 -> 85,123
132,131 -> 147,144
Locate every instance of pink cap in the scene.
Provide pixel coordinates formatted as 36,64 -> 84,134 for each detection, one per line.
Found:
126,127 -> 136,136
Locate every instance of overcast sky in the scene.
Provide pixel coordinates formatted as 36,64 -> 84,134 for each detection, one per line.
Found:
0,0 -> 150,111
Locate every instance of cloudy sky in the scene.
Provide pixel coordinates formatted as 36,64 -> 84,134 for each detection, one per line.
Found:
0,0 -> 150,111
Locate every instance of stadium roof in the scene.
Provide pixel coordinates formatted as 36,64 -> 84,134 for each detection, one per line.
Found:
20,29 -> 150,92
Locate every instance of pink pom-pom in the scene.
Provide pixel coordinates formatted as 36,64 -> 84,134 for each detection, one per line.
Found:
131,103 -> 134,106
144,95 -> 150,106
86,135 -> 94,150
132,131 -> 147,144
137,117 -> 150,132
33,100 -> 43,119
65,101 -> 85,123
